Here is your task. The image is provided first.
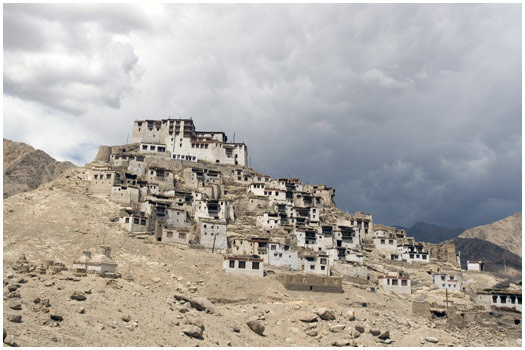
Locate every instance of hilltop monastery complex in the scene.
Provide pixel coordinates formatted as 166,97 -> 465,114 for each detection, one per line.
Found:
85,118 -> 521,314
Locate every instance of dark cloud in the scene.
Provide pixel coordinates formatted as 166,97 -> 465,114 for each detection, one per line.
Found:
3,4 -> 521,229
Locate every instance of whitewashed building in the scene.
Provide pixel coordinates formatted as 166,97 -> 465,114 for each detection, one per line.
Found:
267,242 -> 300,270
475,290 -> 522,312
378,274 -> 411,295
131,119 -> 248,166
223,256 -> 264,277
199,219 -> 227,251
432,274 -> 463,291
256,213 -> 281,230
467,261 -> 485,271
397,244 -> 430,264
301,254 -> 330,276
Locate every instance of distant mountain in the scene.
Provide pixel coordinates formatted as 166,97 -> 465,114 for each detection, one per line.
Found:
395,221 -> 465,243
3,139 -> 76,198
453,237 -> 522,282
456,212 -> 522,257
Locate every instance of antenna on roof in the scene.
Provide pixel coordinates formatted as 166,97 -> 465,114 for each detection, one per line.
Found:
233,132 -> 236,143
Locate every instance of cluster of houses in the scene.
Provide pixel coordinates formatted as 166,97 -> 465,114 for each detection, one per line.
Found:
85,119 -> 521,312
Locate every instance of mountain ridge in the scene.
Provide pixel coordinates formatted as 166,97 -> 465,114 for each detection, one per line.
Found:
3,138 -> 76,198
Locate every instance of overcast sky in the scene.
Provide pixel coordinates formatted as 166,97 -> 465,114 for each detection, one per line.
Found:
3,4 -> 522,229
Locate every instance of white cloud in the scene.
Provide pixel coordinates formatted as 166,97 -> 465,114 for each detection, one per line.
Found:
3,4 -> 521,228
363,68 -> 415,90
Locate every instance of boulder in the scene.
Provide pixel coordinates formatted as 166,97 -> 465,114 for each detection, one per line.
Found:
370,329 -> 381,336
247,318 -> 265,336
378,331 -> 390,340
299,313 -> 318,323
173,293 -> 220,315
50,314 -> 63,322
185,313 -> 204,330
332,339 -> 350,347
79,307 -> 86,314
3,335 -> 18,347
345,310 -> 356,321
330,324 -> 346,333
183,325 -> 203,339
121,315 -> 131,323
8,302 -> 22,310
352,330 -> 361,338
317,308 -> 335,321
305,329 -> 318,337
70,291 -> 86,301
7,315 -> 22,323
426,336 -> 438,343
355,325 -> 365,333
7,285 -> 18,292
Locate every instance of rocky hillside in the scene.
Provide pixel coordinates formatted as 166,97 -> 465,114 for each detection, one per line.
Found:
396,222 -> 465,244
453,238 -> 521,282
3,139 -> 76,198
3,169 -> 519,347
456,213 -> 522,257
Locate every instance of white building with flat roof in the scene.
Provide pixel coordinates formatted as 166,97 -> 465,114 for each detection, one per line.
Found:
131,119 -> 248,166
223,256 -> 264,277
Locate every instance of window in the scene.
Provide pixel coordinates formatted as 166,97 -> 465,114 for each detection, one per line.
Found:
94,174 -> 98,180
125,218 -> 129,223
140,219 -> 146,225
133,218 -> 139,224
150,145 -> 155,150
386,279 -> 390,285
380,239 -> 385,244
392,279 -> 398,286
389,240 -> 393,245
500,296 -> 507,304
229,260 -> 235,268
320,258 -> 327,264
271,245 -> 276,250
441,276 -> 446,281
321,266 -> 326,270
409,254 -> 414,259
422,255 -> 427,260
310,265 -> 315,270
167,232 -> 173,238
179,232 -> 186,239
401,280 -> 408,286
239,261 -> 246,269
492,296 -> 498,303
252,262 -> 260,270
142,145 -> 147,150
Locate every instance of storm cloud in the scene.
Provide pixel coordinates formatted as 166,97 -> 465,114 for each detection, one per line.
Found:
3,4 -> 521,229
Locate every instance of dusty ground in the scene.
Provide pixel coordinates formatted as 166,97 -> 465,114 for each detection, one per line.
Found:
3,169 -> 522,347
